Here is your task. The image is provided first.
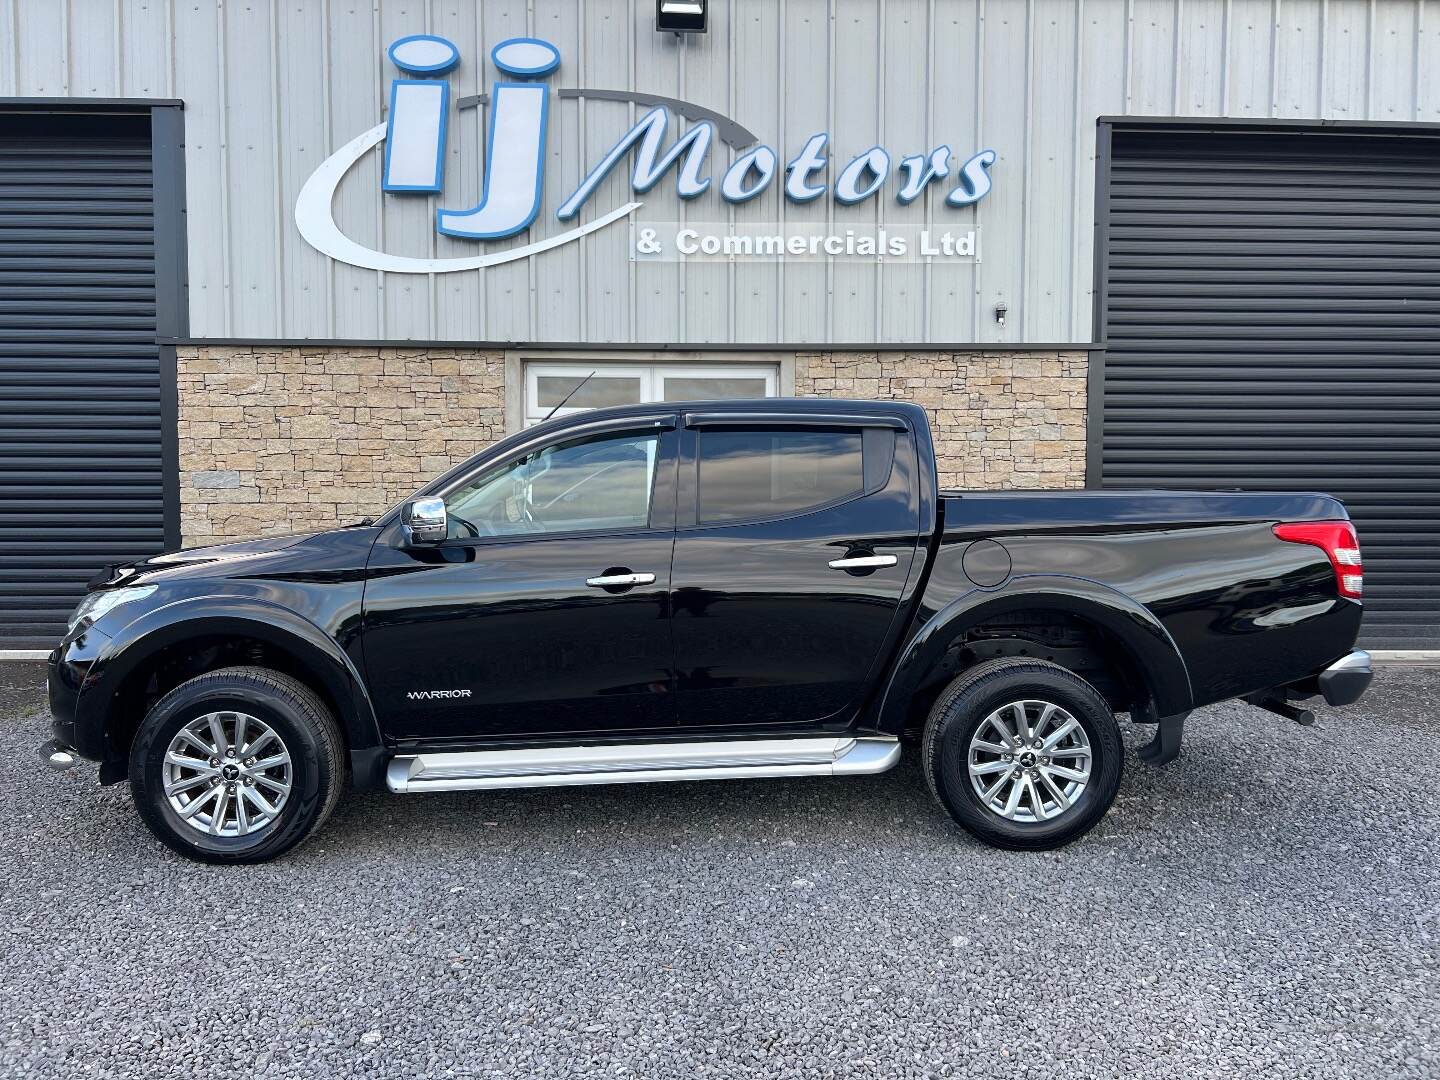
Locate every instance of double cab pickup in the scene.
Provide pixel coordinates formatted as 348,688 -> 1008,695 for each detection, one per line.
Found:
44,398 -> 1372,863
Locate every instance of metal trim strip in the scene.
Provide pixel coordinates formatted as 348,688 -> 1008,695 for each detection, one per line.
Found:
387,736 -> 901,792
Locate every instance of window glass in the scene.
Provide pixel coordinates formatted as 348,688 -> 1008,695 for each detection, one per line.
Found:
444,431 -> 659,538
698,429 -> 864,524
534,374 -> 643,410
662,376 -> 772,401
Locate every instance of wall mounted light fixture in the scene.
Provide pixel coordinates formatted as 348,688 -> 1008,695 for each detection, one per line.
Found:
657,0 -> 707,35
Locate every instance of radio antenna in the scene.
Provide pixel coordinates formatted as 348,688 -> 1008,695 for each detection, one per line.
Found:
543,370 -> 597,421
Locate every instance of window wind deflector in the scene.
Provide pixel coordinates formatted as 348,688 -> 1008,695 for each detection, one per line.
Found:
554,412 -> 678,434
682,411 -> 906,430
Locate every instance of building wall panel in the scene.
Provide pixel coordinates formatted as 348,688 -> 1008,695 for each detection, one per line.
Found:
632,8 -> 683,346
977,0 -> 1028,343
1130,0 -> 1180,115
777,0 -> 829,345
1373,0 -> 1421,119
926,0 -> 980,342
171,0 -> 227,337
120,0 -> 172,99
828,0 -> 881,343
1175,0 -> 1227,115
579,0 -> 632,343
1420,3 -> 1440,121
1225,0 -> 1279,116
728,0 -> 782,342
1324,0 -> 1374,119
530,0 -> 585,343
276,0 -> 332,340
14,0 -> 1433,345
877,0 -> 929,344
69,0 -> 120,97
681,0 -> 734,342
13,0 -> 66,96
1027,0 -> 1080,343
1275,0 -> 1324,117
223,0 -> 283,339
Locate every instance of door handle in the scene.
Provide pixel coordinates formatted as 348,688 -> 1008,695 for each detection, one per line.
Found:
827,554 -> 898,571
586,572 -> 656,588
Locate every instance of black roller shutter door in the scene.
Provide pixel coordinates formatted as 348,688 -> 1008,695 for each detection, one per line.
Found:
1099,124 -> 1440,649
0,113 -> 167,648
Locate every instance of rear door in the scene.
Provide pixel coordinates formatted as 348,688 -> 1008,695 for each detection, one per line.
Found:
669,411 -> 921,729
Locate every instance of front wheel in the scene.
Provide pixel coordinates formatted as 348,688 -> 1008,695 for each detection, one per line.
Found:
923,658 -> 1123,850
129,666 -> 346,864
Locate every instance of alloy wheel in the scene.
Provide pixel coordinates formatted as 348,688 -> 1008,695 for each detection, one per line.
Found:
161,711 -> 293,838
966,699 -> 1092,823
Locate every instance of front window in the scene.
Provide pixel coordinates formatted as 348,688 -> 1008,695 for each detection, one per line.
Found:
442,430 -> 660,539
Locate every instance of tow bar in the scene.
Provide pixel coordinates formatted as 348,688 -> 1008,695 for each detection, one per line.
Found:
1248,694 -> 1315,727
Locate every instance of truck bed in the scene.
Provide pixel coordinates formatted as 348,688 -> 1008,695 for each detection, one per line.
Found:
939,488 -> 1347,532
924,487 -> 1358,710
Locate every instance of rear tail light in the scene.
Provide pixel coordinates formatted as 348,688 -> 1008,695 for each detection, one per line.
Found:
1273,520 -> 1363,599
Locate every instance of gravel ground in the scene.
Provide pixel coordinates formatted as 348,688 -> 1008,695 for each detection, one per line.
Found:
1,661 -> 1437,1079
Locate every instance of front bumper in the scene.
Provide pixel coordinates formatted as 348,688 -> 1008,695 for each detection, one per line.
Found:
46,624 -> 112,763
1316,649 -> 1372,707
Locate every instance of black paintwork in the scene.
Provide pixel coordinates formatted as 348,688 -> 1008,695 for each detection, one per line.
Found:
48,398 -> 1367,787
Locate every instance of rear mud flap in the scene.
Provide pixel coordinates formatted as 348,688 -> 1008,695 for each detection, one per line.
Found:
1137,712 -> 1188,767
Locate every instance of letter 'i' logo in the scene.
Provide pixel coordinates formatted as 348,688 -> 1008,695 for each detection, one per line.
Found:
382,34 -> 560,240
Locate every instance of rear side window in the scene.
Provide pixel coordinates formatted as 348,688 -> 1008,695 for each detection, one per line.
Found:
697,429 -> 864,524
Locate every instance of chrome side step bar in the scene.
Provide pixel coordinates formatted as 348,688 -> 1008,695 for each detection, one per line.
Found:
386,736 -> 901,793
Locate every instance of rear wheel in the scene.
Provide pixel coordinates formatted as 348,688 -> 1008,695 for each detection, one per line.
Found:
923,658 -> 1123,850
129,666 -> 346,864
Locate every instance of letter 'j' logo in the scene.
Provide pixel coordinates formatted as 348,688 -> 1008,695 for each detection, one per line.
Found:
295,35 -> 639,274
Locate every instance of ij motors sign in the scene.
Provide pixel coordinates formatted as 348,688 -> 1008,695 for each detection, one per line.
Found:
295,34 -> 994,273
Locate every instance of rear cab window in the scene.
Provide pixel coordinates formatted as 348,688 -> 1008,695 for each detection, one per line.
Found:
695,425 -> 894,524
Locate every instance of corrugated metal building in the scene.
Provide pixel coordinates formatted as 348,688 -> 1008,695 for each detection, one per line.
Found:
0,0 -> 1436,649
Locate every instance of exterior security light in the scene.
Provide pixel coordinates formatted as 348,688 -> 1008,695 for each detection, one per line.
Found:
657,0 -> 707,34
994,301 -> 1008,327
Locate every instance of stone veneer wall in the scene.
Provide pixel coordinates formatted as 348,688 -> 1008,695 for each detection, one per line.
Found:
794,351 -> 1088,491
177,346 -> 1087,545
177,347 -> 505,546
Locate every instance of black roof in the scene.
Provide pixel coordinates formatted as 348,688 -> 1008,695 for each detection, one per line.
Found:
521,395 -> 926,440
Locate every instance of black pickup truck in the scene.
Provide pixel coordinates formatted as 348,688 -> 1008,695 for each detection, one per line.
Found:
43,398 -> 1372,863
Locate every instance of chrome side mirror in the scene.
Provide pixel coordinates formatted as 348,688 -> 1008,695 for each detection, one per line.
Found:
401,497 -> 448,545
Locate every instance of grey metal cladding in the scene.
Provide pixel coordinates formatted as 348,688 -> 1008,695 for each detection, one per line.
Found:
3,0 -> 1438,344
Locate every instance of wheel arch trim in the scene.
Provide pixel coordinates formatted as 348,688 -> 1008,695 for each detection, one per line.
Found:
876,576 -> 1194,734
78,596 -> 383,775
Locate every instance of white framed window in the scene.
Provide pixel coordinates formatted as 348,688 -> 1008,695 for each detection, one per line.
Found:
524,362 -> 779,426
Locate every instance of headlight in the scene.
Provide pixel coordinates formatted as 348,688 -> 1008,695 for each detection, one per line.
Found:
68,585 -> 158,633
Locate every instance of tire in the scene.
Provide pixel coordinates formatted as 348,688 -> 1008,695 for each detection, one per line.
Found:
128,666 -> 346,864
922,658 -> 1123,850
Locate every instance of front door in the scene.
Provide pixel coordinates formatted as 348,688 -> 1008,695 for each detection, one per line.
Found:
669,414 -> 921,729
362,420 -> 678,742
